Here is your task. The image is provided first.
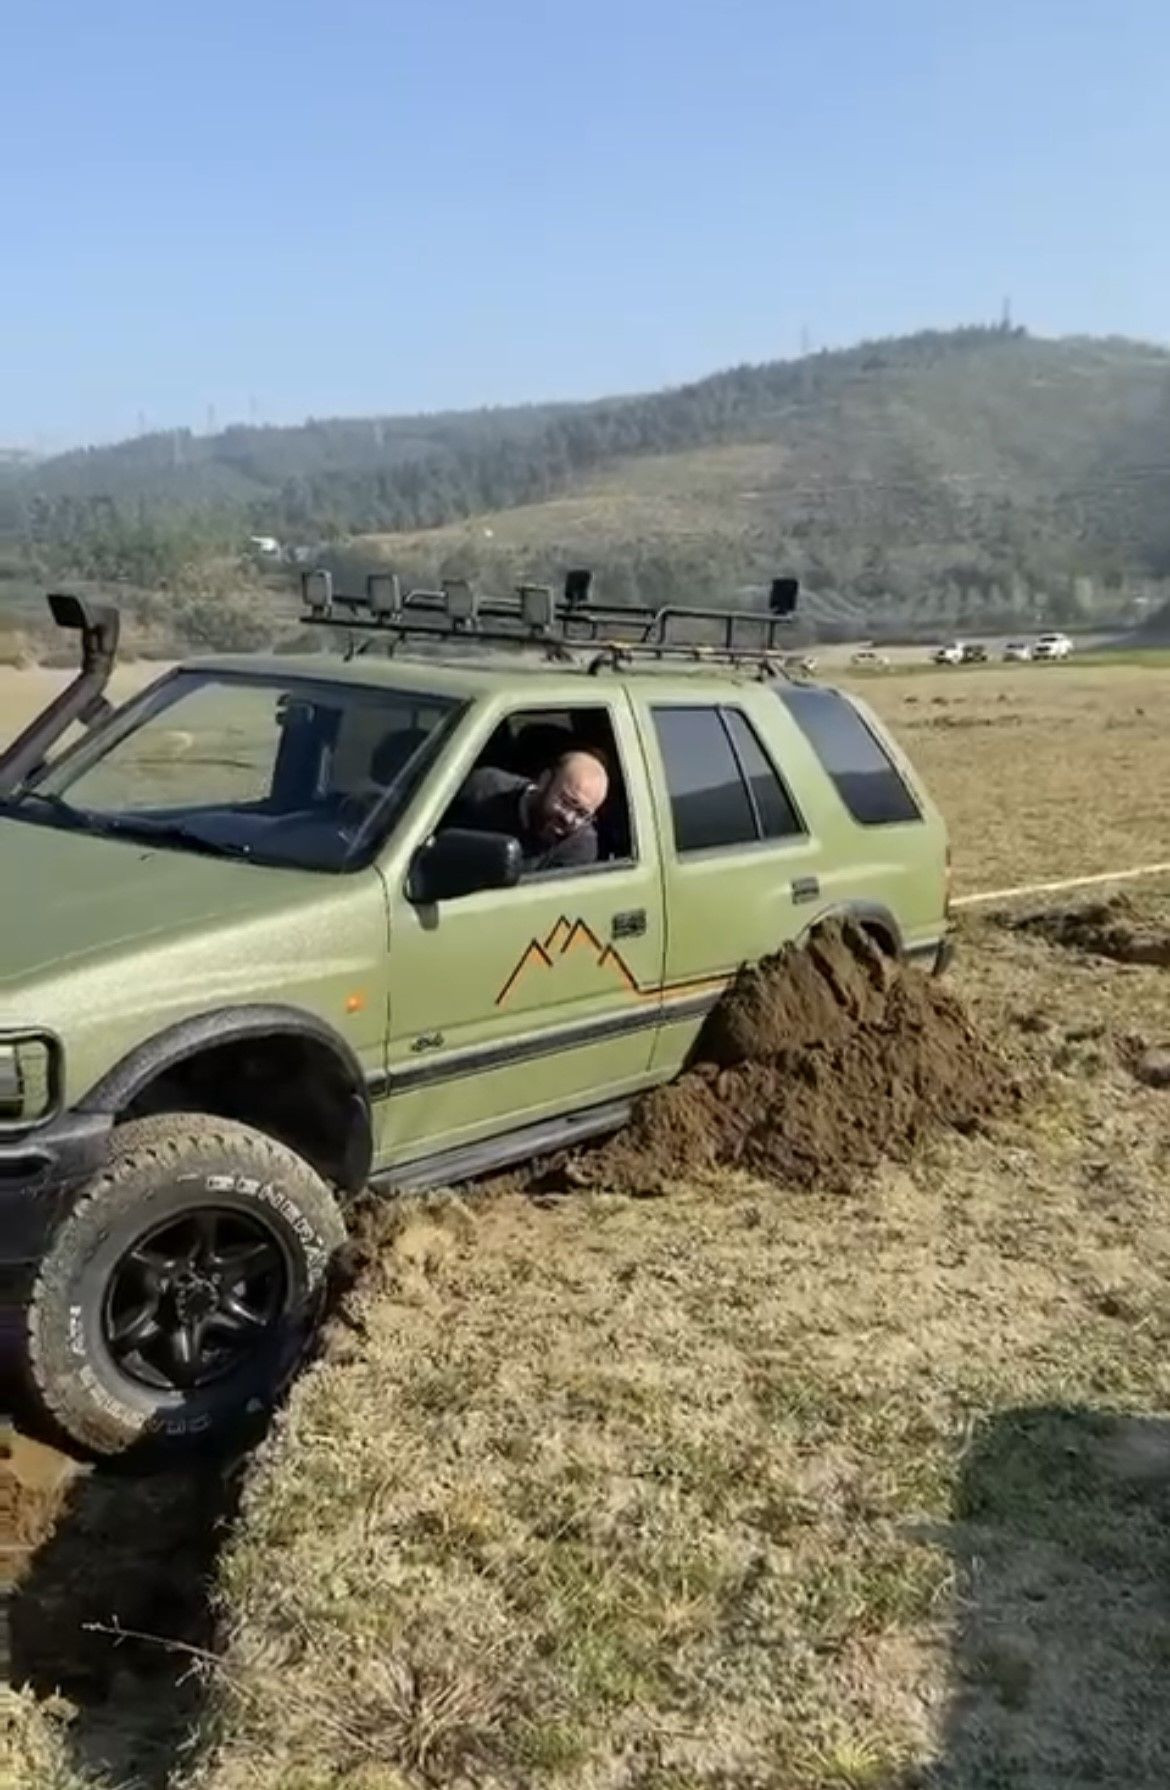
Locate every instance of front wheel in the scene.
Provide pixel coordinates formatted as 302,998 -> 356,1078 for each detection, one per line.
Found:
26,1114 -> 347,1459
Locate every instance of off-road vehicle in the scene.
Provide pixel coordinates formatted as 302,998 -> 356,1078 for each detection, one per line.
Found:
0,575 -> 953,1458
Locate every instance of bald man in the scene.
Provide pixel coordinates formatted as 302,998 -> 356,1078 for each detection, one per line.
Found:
448,748 -> 609,872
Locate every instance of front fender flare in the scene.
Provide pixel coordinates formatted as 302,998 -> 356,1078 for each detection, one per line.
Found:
75,1004 -> 374,1190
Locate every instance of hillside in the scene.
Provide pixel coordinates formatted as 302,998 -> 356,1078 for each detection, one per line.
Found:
5,326 -> 1170,635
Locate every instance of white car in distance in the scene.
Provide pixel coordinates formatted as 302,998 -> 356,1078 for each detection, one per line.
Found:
1031,632 -> 1073,661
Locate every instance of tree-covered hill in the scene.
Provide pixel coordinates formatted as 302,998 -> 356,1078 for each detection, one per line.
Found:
4,324 -> 1170,636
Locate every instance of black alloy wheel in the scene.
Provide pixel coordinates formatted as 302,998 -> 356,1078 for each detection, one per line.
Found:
102,1206 -> 291,1393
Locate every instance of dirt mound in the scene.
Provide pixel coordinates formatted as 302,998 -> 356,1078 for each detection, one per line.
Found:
0,1427 -> 84,1572
571,919 -> 1015,1196
1002,894 -> 1170,967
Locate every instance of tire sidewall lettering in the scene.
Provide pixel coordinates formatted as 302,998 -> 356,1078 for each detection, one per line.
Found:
33,1122 -> 346,1456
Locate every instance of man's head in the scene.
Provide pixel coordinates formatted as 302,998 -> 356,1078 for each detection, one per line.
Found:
528,749 -> 609,843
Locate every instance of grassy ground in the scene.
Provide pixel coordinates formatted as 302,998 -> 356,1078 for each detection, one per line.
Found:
3,659 -> 1170,1790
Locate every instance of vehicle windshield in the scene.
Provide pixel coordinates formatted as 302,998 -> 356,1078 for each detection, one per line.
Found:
4,670 -> 462,871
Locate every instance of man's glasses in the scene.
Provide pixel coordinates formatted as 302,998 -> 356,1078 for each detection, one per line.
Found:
546,789 -> 595,828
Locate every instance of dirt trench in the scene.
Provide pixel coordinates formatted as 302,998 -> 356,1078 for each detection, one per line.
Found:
997,892 -> 1170,968
1,1417 -> 243,1787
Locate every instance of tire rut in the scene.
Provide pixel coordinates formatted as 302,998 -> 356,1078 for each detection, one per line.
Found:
2,1416 -> 243,1788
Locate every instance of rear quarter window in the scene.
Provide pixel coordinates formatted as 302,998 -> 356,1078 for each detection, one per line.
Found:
779,686 -> 922,826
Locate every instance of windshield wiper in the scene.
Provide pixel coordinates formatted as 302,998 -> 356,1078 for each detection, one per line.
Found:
0,790 -> 103,831
0,794 -> 255,861
97,817 -> 255,861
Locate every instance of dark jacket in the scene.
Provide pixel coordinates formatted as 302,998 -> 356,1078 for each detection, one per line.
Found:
446,767 -> 598,871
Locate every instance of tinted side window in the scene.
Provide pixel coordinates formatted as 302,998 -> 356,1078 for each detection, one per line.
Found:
722,709 -> 804,839
780,687 -> 921,825
652,707 -> 756,851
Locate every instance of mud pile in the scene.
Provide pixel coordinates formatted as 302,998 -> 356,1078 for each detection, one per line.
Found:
1001,894 -> 1170,968
573,919 -> 1015,1195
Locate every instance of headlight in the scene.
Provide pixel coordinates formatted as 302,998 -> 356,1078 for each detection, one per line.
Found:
0,1048 -> 20,1115
0,1037 -> 56,1125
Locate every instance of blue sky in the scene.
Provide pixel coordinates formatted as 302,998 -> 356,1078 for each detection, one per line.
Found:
3,0 -> 1168,449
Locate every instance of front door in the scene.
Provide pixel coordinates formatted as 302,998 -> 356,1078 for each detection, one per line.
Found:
377,693 -> 666,1168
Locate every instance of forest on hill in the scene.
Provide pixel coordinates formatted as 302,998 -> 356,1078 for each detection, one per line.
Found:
3,325 -> 1170,645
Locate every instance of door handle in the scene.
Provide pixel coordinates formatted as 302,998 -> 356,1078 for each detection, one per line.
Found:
790,876 -> 820,905
612,908 -> 647,939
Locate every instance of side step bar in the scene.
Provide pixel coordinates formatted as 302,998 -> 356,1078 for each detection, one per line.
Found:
370,1097 -> 632,1195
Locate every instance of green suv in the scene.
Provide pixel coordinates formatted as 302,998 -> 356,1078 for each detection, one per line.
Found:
0,581 -> 952,1457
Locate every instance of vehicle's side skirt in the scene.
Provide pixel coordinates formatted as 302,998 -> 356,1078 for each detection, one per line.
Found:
370,1096 -> 634,1193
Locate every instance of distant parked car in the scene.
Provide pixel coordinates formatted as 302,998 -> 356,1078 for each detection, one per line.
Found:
1002,640 -> 1031,662
932,642 -> 964,666
1032,632 -> 1073,661
851,647 -> 891,669
782,653 -> 818,677
959,642 -> 988,664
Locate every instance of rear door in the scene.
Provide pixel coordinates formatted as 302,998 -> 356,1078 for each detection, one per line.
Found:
639,692 -> 826,1075
774,683 -> 948,962
375,689 -> 667,1170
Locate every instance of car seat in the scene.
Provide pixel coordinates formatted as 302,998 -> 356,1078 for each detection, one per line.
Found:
370,725 -> 430,786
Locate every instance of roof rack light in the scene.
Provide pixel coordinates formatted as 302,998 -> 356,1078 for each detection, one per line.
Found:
302,568 -> 334,618
367,571 -> 402,617
442,578 -> 477,624
518,582 -> 556,630
564,568 -> 593,608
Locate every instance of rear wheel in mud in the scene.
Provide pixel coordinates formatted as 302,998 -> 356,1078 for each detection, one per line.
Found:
26,1114 -> 347,1460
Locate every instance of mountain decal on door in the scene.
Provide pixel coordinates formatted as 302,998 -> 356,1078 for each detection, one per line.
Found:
495,915 -> 640,1006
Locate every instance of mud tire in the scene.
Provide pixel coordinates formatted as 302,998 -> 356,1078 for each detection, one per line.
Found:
26,1114 -> 347,1460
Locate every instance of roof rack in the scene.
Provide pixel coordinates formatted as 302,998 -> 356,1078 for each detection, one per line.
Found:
299,569 -> 804,677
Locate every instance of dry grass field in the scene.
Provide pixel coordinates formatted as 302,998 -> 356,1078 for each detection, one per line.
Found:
3,658 -> 1170,1790
0,665 -> 166,748
853,663 -> 1170,893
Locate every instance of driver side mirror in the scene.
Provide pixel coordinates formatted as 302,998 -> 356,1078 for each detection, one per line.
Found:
407,827 -> 523,904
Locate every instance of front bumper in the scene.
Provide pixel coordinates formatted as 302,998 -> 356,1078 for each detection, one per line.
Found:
0,1109 -> 112,1298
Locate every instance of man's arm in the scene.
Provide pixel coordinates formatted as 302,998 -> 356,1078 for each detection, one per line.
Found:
444,766 -> 525,831
544,823 -> 599,870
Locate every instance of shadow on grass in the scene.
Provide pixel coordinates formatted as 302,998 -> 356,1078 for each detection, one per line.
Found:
6,1441 -> 246,1789
926,1404 -> 1170,1788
